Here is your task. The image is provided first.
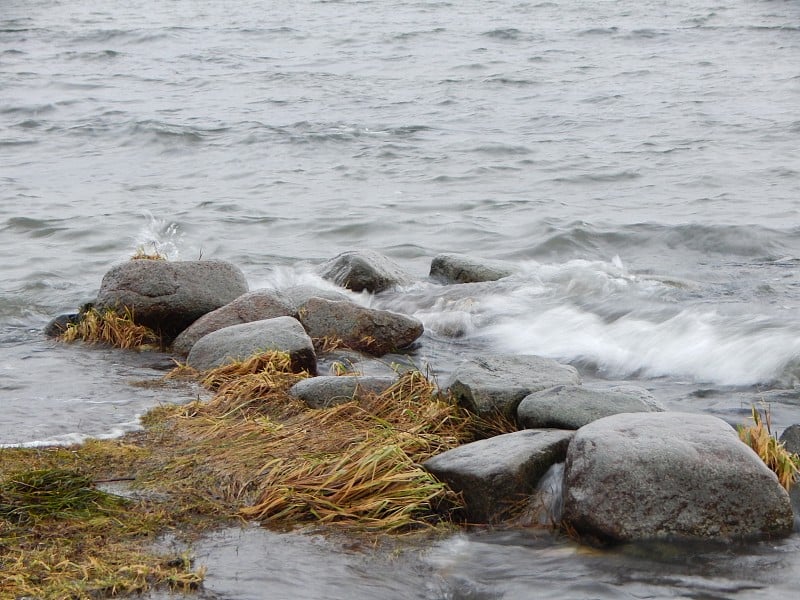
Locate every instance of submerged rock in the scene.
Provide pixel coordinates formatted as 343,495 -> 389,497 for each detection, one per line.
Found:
563,412 -> 794,543
94,259 -> 248,342
446,355 -> 581,419
186,316 -> 316,374
172,289 -> 295,356
318,250 -> 413,293
423,429 -> 574,523
517,384 -> 662,430
298,297 -> 423,356
429,253 -> 516,284
289,375 -> 398,409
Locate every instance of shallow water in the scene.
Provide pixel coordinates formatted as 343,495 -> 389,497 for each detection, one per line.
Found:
2,0 -> 800,596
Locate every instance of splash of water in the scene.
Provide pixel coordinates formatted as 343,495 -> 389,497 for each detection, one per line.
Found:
131,211 -> 184,260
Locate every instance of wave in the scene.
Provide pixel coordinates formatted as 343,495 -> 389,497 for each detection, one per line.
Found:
521,221 -> 794,262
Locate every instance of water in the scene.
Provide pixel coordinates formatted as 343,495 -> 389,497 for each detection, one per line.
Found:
2,0 -> 800,595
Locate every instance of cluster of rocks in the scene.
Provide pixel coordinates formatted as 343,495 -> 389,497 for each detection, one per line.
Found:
46,250 -> 796,544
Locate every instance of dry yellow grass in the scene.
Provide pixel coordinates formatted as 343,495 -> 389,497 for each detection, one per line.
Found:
60,307 -> 162,351
1,351 -> 518,598
149,364 -> 474,531
739,404 -> 800,490
0,444 -> 205,600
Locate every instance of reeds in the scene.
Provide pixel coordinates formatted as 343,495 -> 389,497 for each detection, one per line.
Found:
60,307 -> 162,350
738,404 -> 800,490
148,365 -> 473,531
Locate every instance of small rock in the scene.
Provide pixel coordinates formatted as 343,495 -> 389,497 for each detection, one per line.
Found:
172,289 -> 295,356
318,250 -> 413,293
94,259 -> 248,342
43,313 -> 80,338
517,384 -> 662,429
298,297 -> 423,356
429,253 -> 516,284
446,355 -> 581,419
186,316 -> 316,374
289,375 -> 399,408
563,412 -> 794,542
779,424 -> 800,455
423,429 -> 574,523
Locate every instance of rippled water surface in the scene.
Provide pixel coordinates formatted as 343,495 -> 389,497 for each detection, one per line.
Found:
2,0 -> 800,596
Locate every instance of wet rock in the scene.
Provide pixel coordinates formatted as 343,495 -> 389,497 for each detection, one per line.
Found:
517,384 -> 663,430
563,412 -> 794,543
281,285 -> 351,311
423,429 -> 574,523
172,289 -> 295,356
186,316 -> 316,374
43,313 -> 80,338
94,259 -> 248,342
318,250 -> 413,293
298,297 -> 423,356
779,424 -> 800,455
446,355 -> 581,419
429,253 -> 516,284
317,349 -> 411,377
289,375 -> 398,409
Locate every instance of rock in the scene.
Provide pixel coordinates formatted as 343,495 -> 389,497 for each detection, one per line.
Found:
281,285 -> 351,312
289,375 -> 398,409
423,429 -> 574,523
43,313 -> 80,338
94,260 -> 248,342
446,355 -> 581,419
318,250 -> 413,293
517,384 -> 662,430
317,349 -> 410,377
779,424 -> 800,455
186,316 -> 316,374
429,253 -> 516,284
298,297 -> 423,356
563,412 -> 794,543
172,289 -> 295,356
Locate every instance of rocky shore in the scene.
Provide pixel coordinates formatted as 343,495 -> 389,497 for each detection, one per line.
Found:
45,250 -> 798,544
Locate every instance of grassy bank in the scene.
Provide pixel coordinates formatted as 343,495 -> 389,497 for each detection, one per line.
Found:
1,351 -> 503,598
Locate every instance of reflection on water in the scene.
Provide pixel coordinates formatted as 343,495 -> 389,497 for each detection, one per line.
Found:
146,526 -> 800,600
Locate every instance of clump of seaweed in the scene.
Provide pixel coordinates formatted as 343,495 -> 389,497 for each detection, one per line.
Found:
738,404 -> 800,490
0,468 -> 124,524
60,307 -> 162,351
0,456 -> 205,599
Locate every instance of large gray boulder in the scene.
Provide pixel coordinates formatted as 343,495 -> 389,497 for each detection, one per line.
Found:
318,250 -> 413,293
563,412 -> 794,542
517,384 -> 662,430
423,429 -> 574,523
94,259 -> 248,342
429,253 -> 516,284
298,297 -> 423,356
172,289 -> 295,356
446,355 -> 581,419
289,375 -> 398,409
186,316 -> 316,374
